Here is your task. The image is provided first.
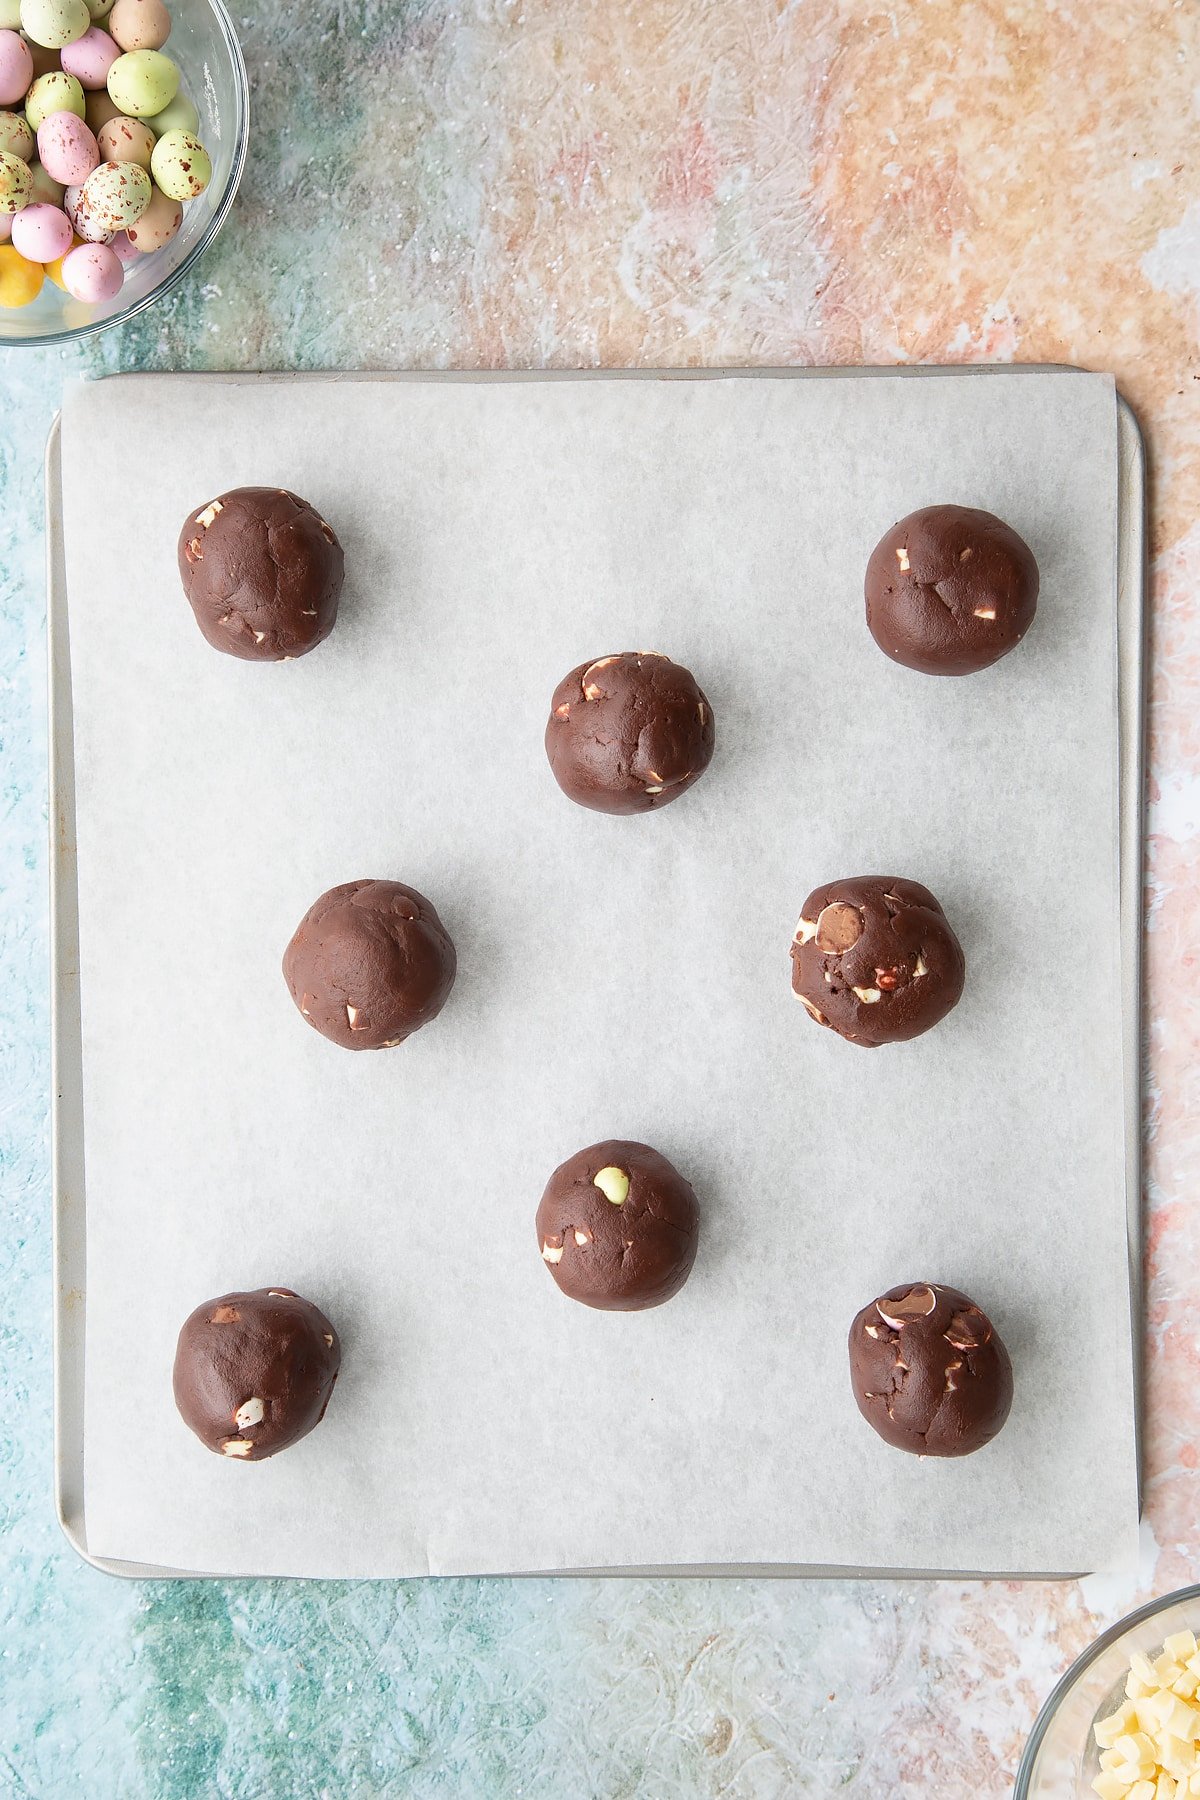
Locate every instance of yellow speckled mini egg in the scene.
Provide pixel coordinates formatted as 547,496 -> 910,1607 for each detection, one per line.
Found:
0,239 -> 44,302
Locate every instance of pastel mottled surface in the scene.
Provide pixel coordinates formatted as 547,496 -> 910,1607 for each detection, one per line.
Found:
0,0 -> 1195,1792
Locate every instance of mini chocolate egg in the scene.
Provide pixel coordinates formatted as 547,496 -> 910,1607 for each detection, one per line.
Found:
19,0 -> 88,49
10,195 -> 69,257
83,82 -> 118,130
150,127 -> 207,199
0,25 -> 32,101
144,88 -> 194,137
109,222 -> 134,257
27,158 -> 63,202
25,36 -> 61,76
82,0 -> 113,18
0,239 -> 42,301
0,146 -> 31,210
37,108 -> 96,184
59,20 -> 116,86
0,110 -> 33,160
121,173 -> 174,247
105,45 -> 174,115
107,0 -> 168,50
75,154 -> 146,229
24,68 -> 84,128
96,111 -> 151,165
59,232 -> 117,297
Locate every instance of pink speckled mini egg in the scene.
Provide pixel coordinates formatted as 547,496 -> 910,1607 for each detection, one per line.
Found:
60,236 -> 121,299
10,199 -> 72,261
60,25 -> 119,89
110,226 -> 137,260
37,109 -> 98,184
0,29 -> 34,107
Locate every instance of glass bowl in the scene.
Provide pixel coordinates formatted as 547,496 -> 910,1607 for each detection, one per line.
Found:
1016,1585 -> 1200,1797
0,0 -> 248,347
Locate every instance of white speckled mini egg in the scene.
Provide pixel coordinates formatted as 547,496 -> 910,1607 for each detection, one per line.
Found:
74,153 -> 148,230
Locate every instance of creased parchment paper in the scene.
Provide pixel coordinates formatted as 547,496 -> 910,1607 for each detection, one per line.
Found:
63,370 -> 1135,1578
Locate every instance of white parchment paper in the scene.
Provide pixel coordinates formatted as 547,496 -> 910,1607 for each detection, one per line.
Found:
63,369 -> 1135,1578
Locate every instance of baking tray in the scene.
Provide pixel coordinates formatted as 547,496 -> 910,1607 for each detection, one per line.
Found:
47,367 -> 1147,1580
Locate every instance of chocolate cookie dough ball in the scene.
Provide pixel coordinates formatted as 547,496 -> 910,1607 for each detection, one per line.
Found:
283,879 -> 456,1051
536,1140 -> 700,1311
865,505 -> 1039,676
173,1287 -> 341,1461
790,876 -> 964,1047
848,1282 -> 1013,1457
177,486 -> 344,661
544,652 -> 714,815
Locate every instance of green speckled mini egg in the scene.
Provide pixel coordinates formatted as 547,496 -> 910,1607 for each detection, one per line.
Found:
19,0 -> 89,48
106,46 -> 176,116
83,0 -> 114,17
145,89 -> 196,138
27,157 -> 63,203
76,153 -> 148,228
25,70 -> 85,129
0,111 -> 34,161
150,127 -> 208,200
0,147 -> 31,210
0,0 -> 21,27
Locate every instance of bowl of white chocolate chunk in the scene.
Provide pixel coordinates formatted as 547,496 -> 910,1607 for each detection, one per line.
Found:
1016,1588 -> 1200,1799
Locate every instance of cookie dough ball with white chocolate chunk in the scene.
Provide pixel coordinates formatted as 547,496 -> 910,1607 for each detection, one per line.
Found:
865,504 -> 1039,676
544,651 -> 715,815
177,486 -> 343,661
790,876 -> 964,1047
848,1282 -> 1013,1458
283,880 -> 457,1052
536,1139 -> 700,1311
172,1287 -> 341,1461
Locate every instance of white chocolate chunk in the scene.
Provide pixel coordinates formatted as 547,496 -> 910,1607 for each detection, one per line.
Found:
573,1228 -> 591,1246
221,1437 -> 254,1458
973,606 -> 997,620
195,500 -> 223,528
852,985 -> 882,1004
793,916 -> 817,945
541,1241 -> 563,1264
896,545 -> 910,571
1093,1639 -> 1200,1798
234,1397 -> 264,1430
